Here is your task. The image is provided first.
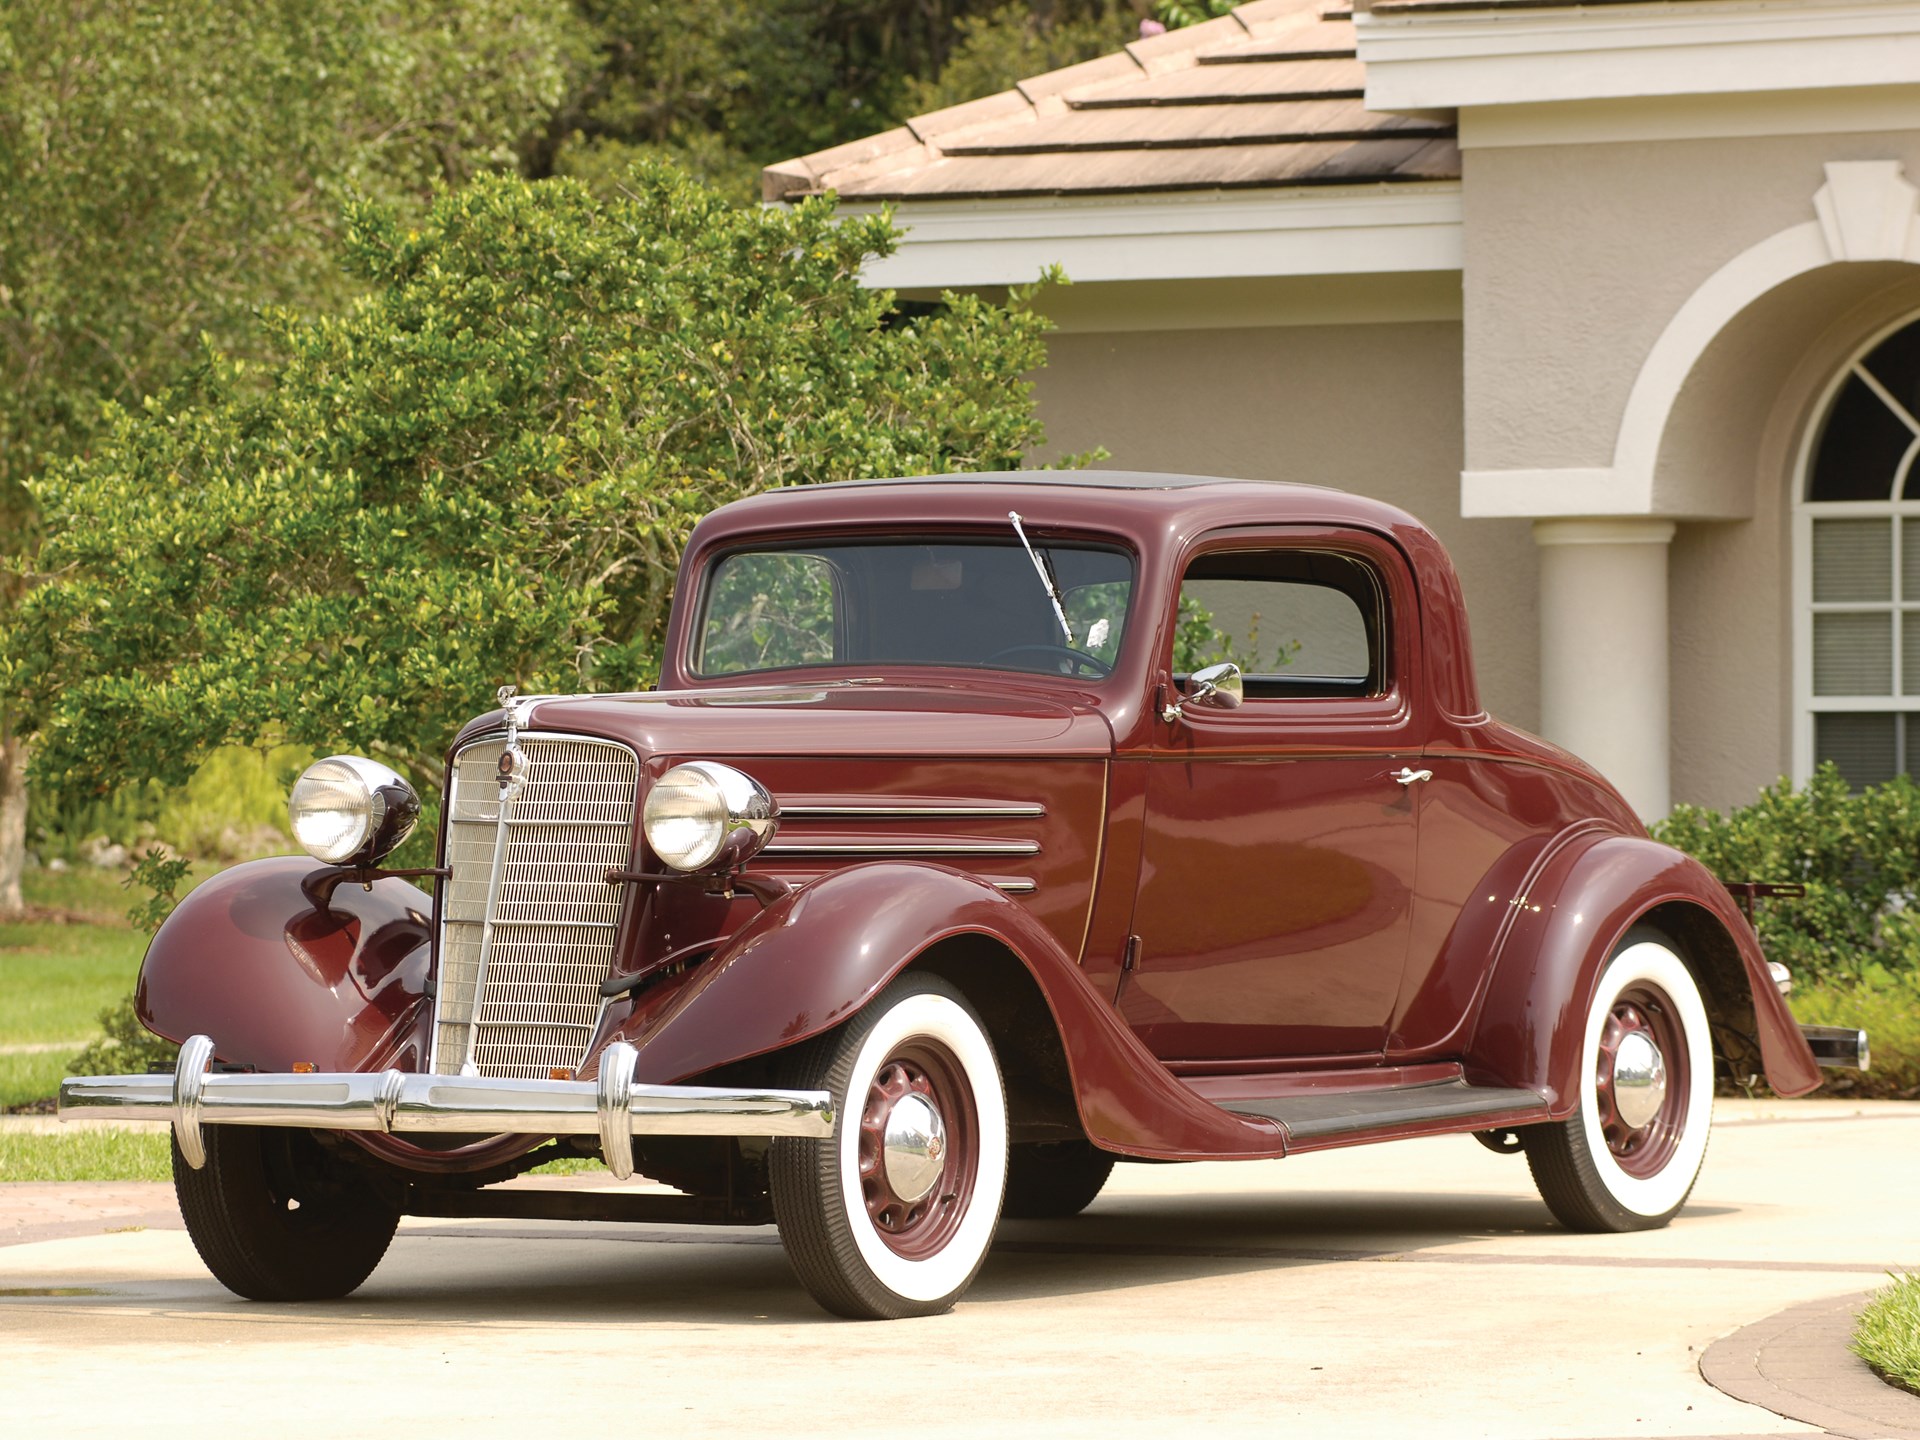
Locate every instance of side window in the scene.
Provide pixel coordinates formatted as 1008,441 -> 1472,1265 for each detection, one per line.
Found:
698,552 -> 839,674
1176,550 -> 1384,699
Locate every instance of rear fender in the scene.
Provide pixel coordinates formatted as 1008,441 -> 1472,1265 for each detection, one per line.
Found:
136,856 -> 434,1075
1465,834 -> 1820,1111
612,863 -> 1285,1160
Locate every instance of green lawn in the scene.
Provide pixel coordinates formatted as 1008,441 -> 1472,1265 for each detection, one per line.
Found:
0,1128 -> 607,1183
0,1128 -> 171,1182
0,869 -> 147,1108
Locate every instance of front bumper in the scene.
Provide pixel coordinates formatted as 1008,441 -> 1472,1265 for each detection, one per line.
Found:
58,1034 -> 834,1181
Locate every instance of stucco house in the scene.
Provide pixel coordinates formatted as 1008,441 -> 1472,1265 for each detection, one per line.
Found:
766,0 -> 1920,821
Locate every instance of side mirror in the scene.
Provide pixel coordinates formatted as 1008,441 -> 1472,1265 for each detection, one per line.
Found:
1190,661 -> 1244,711
1161,661 -> 1243,723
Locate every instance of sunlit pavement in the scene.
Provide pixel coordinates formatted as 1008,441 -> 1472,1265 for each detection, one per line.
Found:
3,1099 -> 1917,1440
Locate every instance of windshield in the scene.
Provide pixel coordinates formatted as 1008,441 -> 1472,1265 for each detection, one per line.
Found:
694,537 -> 1134,680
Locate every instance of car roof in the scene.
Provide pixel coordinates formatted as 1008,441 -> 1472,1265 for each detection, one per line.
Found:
709,471 -> 1427,537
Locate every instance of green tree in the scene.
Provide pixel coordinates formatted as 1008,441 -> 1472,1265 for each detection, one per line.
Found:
543,1 -> 1140,205
13,165 -> 1064,813
0,0 -> 584,911
903,2 -> 1138,116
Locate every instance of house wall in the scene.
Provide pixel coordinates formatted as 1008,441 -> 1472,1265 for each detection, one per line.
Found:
1027,317 -> 1540,728
1461,128 -> 1920,477
1462,126 -> 1920,810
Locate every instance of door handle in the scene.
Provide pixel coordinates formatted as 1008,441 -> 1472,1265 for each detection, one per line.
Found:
1392,767 -> 1433,786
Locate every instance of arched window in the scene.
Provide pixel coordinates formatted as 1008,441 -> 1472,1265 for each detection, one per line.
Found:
1797,317 -> 1920,787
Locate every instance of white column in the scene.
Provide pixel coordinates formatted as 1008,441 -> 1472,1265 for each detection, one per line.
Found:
1533,519 -> 1676,823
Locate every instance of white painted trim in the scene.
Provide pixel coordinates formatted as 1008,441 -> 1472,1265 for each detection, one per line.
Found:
1460,468 -> 1620,518
1358,0 -> 1920,113
845,185 -> 1464,290
1465,162 -> 1920,521
1459,86 -> 1920,152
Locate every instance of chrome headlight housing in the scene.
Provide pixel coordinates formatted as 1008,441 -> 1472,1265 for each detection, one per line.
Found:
288,755 -> 421,867
643,761 -> 779,873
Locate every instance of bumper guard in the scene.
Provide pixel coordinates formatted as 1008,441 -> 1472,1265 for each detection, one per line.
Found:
57,1034 -> 835,1181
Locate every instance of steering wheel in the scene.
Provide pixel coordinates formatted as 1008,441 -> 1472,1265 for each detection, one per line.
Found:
984,644 -> 1112,678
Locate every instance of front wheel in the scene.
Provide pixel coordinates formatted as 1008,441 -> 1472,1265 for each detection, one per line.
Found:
1521,938 -> 1713,1232
173,1126 -> 400,1300
769,973 -> 1008,1319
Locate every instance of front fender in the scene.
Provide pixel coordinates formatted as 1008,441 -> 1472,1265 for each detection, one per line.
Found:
136,855 -> 434,1075
611,863 -> 1286,1160
1465,834 -> 1820,1111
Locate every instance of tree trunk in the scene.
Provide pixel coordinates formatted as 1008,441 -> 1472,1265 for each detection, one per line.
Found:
0,724 -> 27,917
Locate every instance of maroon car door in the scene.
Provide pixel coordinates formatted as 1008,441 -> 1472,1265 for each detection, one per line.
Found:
1118,529 -> 1425,1065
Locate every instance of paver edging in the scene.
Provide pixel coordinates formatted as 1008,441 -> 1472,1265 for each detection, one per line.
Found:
1700,1290 -> 1920,1440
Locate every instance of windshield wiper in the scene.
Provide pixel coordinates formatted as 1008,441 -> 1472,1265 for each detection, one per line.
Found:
1008,511 -> 1075,645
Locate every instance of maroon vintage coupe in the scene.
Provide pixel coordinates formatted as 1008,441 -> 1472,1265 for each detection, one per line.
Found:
62,473 -> 1865,1319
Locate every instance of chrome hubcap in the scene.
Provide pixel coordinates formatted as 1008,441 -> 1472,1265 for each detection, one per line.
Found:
880,1094 -> 947,1204
1611,1029 -> 1668,1131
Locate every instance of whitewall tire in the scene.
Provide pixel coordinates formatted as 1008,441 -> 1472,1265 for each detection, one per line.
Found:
769,973 -> 1008,1319
1523,939 -> 1714,1232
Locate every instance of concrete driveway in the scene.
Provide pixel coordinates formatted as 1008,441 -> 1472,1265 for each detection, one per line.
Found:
2,1098 -> 1917,1440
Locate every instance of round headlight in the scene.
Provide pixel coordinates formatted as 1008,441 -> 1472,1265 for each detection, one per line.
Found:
643,761 -> 778,873
288,755 -> 420,867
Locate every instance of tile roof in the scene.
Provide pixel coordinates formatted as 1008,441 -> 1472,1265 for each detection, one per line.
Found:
765,0 -> 1458,203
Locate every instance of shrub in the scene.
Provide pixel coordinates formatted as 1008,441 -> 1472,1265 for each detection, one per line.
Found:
1653,765 -> 1920,986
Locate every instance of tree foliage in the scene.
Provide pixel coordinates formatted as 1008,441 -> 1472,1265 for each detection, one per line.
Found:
0,0 -> 583,518
0,0 -> 586,908
542,1 -> 1141,204
14,165 -> 1063,803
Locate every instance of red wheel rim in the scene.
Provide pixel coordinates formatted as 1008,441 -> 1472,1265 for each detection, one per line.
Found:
1593,982 -> 1690,1180
856,1039 -> 979,1260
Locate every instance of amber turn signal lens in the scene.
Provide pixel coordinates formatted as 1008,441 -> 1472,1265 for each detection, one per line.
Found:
550,1067 -> 574,1081
291,1061 -> 317,1074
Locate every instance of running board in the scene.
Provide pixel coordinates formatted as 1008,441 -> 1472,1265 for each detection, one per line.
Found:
1221,1079 -> 1550,1145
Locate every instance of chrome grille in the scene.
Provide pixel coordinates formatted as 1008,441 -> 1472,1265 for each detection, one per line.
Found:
433,734 -> 639,1079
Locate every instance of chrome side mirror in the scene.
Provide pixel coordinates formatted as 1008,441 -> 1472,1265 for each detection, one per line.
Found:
1161,661 -> 1243,723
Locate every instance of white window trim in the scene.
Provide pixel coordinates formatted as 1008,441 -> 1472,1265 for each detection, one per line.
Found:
1791,309 -> 1920,783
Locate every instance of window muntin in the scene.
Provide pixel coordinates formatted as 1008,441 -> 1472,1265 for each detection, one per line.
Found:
1800,318 -> 1920,787
694,538 -> 1134,679
1173,549 -> 1385,700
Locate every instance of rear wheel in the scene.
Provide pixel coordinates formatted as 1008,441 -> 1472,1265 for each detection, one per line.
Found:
769,973 -> 1008,1319
1522,938 -> 1713,1232
173,1126 -> 400,1300
1002,1140 -> 1115,1219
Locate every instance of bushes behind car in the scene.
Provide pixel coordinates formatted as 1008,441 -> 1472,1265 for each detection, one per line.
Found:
1654,764 -> 1920,1098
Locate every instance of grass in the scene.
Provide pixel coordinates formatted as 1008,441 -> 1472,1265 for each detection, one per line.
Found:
0,1129 -> 171,1183
1854,1273 -> 1920,1395
0,1129 -> 607,1183
0,868 -> 147,1108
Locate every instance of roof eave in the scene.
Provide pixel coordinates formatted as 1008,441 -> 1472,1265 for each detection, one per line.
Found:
1356,0 -> 1920,112
822,181 -> 1462,290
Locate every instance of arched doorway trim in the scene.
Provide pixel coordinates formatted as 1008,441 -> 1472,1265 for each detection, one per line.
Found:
1462,161 -> 1920,520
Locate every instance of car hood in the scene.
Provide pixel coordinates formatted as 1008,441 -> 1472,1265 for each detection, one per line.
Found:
453,678 -> 1115,761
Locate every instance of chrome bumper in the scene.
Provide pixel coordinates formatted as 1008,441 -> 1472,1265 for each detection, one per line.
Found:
1799,1023 -> 1870,1071
57,1034 -> 834,1181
